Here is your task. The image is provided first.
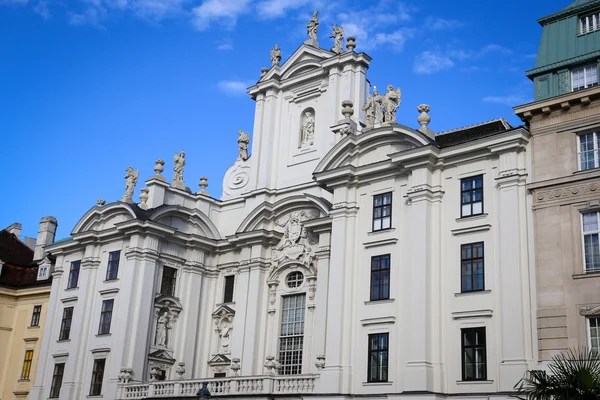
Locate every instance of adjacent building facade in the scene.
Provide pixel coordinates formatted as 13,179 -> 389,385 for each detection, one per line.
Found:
0,219 -> 57,399
30,16 -> 537,400
515,0 -> 600,361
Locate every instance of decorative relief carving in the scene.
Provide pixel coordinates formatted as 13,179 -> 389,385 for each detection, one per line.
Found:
533,181 -> 600,205
580,305 -> 600,316
222,159 -> 251,198
118,368 -> 133,384
271,210 -> 319,271
558,70 -> 570,95
212,305 -> 235,355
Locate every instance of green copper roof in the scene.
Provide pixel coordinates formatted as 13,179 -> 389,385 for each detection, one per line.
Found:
565,0 -> 597,10
538,0 -> 600,24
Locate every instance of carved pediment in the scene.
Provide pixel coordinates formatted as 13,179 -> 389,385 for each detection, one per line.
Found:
212,304 -> 235,319
580,305 -> 600,316
208,354 -> 231,366
148,349 -> 176,365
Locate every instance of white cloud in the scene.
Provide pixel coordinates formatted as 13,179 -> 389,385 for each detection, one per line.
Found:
482,95 -> 530,106
217,80 -> 252,96
69,7 -> 107,27
479,44 -> 512,57
373,28 -> 414,51
191,0 -> 250,31
426,17 -> 463,30
256,0 -> 313,19
413,51 -> 454,74
130,0 -> 187,21
0,0 -> 28,4
217,43 -> 233,51
33,0 -> 50,19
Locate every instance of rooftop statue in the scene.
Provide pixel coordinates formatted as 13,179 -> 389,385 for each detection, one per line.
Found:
173,151 -> 186,185
270,44 -> 281,67
122,166 -> 139,203
307,10 -> 319,41
362,84 -> 402,129
383,85 -> 402,124
330,24 -> 344,54
237,130 -> 250,161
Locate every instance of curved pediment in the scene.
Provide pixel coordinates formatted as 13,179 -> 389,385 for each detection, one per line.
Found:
314,124 -> 433,175
72,202 -> 138,234
236,193 -> 331,233
259,44 -> 333,83
150,206 -> 221,240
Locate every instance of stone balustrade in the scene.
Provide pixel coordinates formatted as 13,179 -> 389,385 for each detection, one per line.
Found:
117,374 -> 318,399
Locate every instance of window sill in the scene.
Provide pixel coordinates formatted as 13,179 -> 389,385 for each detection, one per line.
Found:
57,339 -> 71,343
103,279 -> 119,283
573,272 -> 600,279
456,380 -> 493,385
456,213 -> 487,223
454,290 -> 491,297
18,379 -> 30,382
28,326 -> 40,329
364,298 -> 395,305
96,333 -> 112,337
363,381 -> 393,386
65,287 -> 79,292
368,228 -> 395,236
87,395 -> 103,398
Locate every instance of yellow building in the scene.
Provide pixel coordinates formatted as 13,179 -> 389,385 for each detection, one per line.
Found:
0,220 -> 55,399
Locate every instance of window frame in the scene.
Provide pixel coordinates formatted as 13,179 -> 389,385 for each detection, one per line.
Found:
31,305 -> 42,327
278,293 -> 306,375
105,250 -> 121,281
89,358 -> 106,396
370,254 -> 391,301
59,306 -> 74,341
581,211 -> 600,274
460,175 -> 484,218
67,260 -> 81,289
367,332 -> 389,383
572,64 -> 599,91
578,132 -> 600,171
579,12 -> 600,34
589,316 -> 600,351
460,242 -> 485,293
49,363 -> 65,398
461,327 -> 487,381
98,299 -> 114,335
372,192 -> 393,232
20,349 -> 34,380
223,275 -> 235,303
160,266 -> 177,297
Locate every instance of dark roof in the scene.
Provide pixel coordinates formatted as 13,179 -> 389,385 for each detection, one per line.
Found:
0,230 -> 52,289
435,118 -> 513,148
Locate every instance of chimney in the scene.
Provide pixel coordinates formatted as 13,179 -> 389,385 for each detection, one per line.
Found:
5,222 -> 22,238
33,216 -> 58,262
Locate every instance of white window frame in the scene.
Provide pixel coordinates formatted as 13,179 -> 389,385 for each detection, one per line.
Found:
577,132 -> 600,171
572,65 -> 599,91
579,12 -> 600,34
581,211 -> 600,274
278,293 -> 306,375
588,317 -> 600,351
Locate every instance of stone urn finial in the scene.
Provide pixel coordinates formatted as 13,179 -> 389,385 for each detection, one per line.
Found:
198,176 -> 209,196
231,358 -> 241,376
153,159 -> 165,181
176,362 -> 186,379
139,187 -> 150,210
341,100 -> 354,119
417,104 -> 431,129
346,36 -> 356,52
96,199 -> 106,206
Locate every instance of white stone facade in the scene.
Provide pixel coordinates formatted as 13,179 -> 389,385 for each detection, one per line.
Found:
30,38 -> 537,400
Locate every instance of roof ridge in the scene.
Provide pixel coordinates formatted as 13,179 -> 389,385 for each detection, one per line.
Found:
437,118 -> 510,135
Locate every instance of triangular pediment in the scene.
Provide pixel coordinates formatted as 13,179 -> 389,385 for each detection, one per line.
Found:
208,354 -> 231,365
261,44 -> 333,82
212,304 -> 235,319
149,349 -> 175,362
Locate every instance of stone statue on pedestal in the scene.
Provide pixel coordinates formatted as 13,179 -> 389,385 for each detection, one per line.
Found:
237,130 -> 250,161
122,166 -> 139,203
383,85 -> 402,123
300,111 -> 315,147
155,310 -> 173,347
330,24 -> 344,54
270,44 -> 281,67
172,151 -> 186,187
306,10 -> 319,42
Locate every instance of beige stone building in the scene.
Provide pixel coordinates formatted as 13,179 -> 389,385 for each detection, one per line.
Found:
515,0 -> 600,360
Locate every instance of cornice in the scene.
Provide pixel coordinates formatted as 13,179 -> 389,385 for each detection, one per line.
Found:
538,2 -> 600,26
531,179 -> 600,208
526,50 -> 600,78
515,86 -> 600,122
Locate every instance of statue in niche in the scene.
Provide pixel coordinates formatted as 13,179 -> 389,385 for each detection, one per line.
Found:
270,44 -> 281,67
155,310 -> 173,347
307,10 -> 319,41
237,130 -> 250,161
300,111 -> 315,147
383,85 -> 402,123
123,166 -> 139,201
220,324 -> 231,353
173,151 -> 186,184
330,24 -> 344,54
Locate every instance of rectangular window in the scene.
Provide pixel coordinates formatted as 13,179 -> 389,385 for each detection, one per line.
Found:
461,242 -> 485,292
98,299 -> 114,335
106,250 -> 121,281
461,327 -> 487,381
59,307 -> 74,341
20,350 -> 34,380
279,294 -> 305,375
368,333 -> 389,382
572,65 -> 599,91
223,275 -> 235,303
578,132 -> 600,171
590,317 -> 600,351
67,260 -> 81,289
582,212 -> 600,273
89,358 -> 106,396
461,175 -> 483,217
372,192 -> 392,231
580,12 -> 600,34
49,363 -> 65,398
160,266 -> 177,297
31,305 -> 42,327
370,255 -> 390,301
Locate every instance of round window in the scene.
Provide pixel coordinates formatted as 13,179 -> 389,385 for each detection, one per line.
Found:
286,271 -> 304,288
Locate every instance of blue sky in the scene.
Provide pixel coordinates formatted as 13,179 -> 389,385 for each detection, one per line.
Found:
0,0 -> 568,240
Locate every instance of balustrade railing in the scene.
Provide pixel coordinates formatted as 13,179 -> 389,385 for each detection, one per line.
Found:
117,374 -> 317,399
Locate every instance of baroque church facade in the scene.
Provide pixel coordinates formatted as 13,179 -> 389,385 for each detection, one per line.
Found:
30,13 -> 536,400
